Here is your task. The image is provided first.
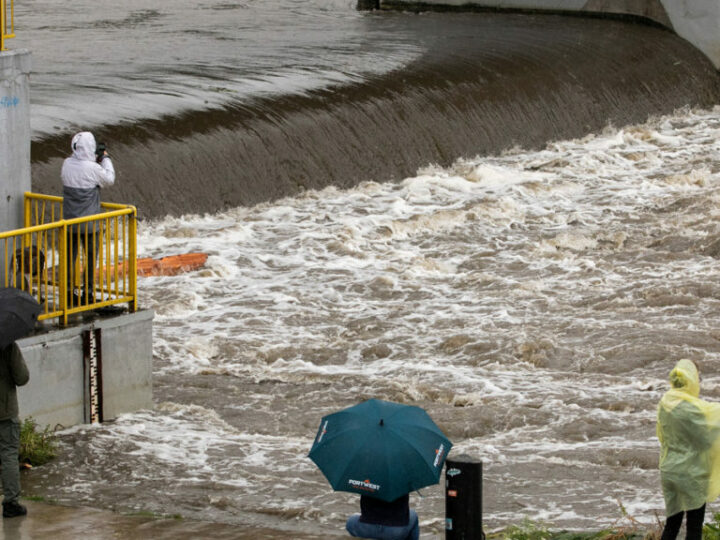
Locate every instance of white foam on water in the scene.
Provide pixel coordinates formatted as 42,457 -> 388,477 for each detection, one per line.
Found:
41,106 -> 720,531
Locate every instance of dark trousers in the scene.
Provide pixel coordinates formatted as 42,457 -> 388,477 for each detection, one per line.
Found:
346,510 -> 419,540
0,418 -> 21,504
66,227 -> 99,303
661,504 -> 705,540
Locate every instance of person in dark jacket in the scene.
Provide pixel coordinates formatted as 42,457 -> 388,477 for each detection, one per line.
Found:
0,345 -> 29,518
346,493 -> 419,540
61,131 -> 115,306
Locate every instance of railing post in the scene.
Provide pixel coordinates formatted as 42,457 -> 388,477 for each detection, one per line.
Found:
1,0 -> 5,52
0,0 -> 12,52
22,193 -> 32,249
129,210 -> 138,312
23,192 -> 30,228
59,222 -> 68,326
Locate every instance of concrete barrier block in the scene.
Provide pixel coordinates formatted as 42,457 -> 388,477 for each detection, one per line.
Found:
16,309 -> 154,429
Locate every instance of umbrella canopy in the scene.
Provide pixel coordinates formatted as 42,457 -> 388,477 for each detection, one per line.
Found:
308,398 -> 452,502
0,287 -> 41,349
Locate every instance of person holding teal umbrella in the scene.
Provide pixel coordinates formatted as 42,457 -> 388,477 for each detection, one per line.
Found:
308,398 -> 452,539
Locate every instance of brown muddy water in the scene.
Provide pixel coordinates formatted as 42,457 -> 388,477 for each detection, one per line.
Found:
11,0 -> 720,537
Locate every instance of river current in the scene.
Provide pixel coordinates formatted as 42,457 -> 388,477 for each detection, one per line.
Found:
22,105 -> 720,537
11,0 -> 720,538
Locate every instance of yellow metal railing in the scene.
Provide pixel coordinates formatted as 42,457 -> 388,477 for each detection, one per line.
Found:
1,0 -> 14,51
1,192 -> 138,326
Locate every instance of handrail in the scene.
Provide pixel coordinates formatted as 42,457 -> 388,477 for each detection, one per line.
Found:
1,192 -> 138,326
1,0 -> 14,51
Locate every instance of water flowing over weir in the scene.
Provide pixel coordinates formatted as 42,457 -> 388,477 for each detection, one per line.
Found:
29,12 -> 720,219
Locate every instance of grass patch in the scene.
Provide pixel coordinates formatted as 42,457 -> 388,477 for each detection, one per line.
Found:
703,512 -> 720,540
488,523 -> 650,540
487,501 -> 665,540
22,495 -> 47,502
19,417 -> 57,467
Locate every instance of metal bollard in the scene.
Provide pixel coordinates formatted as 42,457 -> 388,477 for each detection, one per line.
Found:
445,454 -> 484,540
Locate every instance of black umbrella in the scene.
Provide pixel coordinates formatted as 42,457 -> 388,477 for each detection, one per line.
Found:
0,287 -> 41,349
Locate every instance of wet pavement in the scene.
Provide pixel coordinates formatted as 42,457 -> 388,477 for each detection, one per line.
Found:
1,501 -> 348,540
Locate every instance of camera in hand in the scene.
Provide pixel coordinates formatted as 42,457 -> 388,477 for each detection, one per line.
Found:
95,142 -> 107,163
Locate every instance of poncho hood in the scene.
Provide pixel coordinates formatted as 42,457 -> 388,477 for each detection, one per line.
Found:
668,358 -> 700,398
71,131 -> 97,162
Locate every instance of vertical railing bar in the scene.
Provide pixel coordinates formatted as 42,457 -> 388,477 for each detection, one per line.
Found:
52,226 -> 57,313
2,238 -> 7,287
105,217 -> 110,300
84,225 -> 89,304
24,194 -> 31,228
130,210 -> 137,312
102,217 -> 108,300
123,214 -> 128,296
114,216 -> 119,298
1,0 -> 6,51
106,216 -> 111,300
60,222 -> 67,325
11,236 -> 16,288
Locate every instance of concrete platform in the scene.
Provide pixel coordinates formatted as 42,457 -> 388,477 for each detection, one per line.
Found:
1,501 -> 346,540
17,309 -> 154,429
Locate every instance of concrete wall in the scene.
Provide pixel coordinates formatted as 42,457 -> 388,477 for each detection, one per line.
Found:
378,0 -> 720,70
0,49 -> 31,233
660,1 -> 720,71
15,309 -> 154,429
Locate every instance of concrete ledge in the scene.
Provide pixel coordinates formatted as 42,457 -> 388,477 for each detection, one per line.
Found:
16,309 -> 154,428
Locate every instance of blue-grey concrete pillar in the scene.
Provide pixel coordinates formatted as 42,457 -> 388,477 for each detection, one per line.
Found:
0,49 -> 32,233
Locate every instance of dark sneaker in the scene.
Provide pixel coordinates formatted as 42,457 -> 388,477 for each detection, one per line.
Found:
3,501 -> 27,518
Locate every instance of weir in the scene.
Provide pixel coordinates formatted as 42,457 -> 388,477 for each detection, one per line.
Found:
29,12 -> 720,220
374,0 -> 720,70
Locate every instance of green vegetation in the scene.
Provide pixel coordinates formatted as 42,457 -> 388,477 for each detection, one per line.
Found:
703,512 -> 720,540
488,521 -> 650,540
486,516 -> 720,540
486,505 -> 665,540
19,417 -> 57,467
21,495 -> 46,502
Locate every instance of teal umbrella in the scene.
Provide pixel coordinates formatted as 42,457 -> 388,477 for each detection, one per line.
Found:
308,398 -> 452,502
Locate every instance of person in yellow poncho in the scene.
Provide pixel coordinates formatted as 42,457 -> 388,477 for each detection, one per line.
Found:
657,359 -> 720,540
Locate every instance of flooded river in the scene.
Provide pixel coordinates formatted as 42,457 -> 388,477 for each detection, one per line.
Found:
11,0 -> 720,537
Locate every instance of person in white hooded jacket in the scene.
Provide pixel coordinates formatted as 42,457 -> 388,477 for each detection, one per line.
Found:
61,131 -> 115,305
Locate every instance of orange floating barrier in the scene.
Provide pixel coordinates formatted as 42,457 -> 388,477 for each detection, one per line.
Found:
137,252 -> 208,277
136,257 -> 162,276
101,252 -> 208,279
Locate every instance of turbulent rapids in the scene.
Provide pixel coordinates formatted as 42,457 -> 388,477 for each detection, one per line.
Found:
14,1 -> 720,537
26,105 -> 720,536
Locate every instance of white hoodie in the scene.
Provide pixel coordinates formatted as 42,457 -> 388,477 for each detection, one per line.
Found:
61,131 -> 115,220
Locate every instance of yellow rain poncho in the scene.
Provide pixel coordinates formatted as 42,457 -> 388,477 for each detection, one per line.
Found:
657,359 -> 720,516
